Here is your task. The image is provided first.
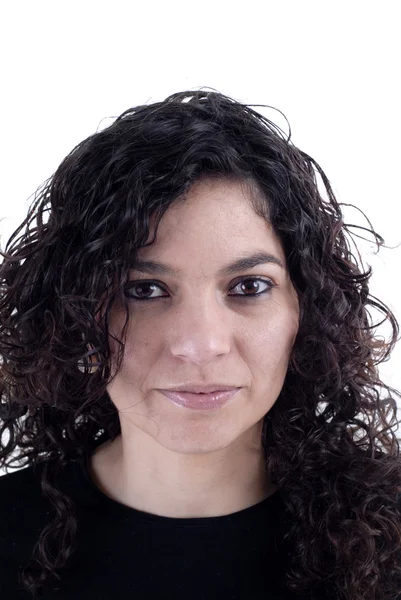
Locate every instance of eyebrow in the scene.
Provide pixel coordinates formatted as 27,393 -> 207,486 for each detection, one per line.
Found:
130,251 -> 285,277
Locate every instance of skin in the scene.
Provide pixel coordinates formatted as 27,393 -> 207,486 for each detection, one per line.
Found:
89,177 -> 299,518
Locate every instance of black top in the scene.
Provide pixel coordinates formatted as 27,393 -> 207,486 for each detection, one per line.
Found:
0,454 -> 305,599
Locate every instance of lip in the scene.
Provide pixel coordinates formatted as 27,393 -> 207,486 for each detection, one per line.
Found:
159,388 -> 241,410
164,384 -> 240,394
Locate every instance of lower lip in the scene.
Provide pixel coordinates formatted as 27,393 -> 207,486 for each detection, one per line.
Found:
159,388 -> 241,410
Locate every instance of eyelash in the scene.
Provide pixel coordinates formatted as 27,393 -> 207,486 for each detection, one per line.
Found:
124,277 -> 277,303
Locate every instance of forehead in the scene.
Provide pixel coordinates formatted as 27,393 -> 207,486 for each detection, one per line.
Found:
137,178 -> 286,268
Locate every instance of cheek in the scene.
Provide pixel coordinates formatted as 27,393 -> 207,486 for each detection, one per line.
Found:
106,305 -> 145,355
247,312 -> 298,370
113,326 -> 156,379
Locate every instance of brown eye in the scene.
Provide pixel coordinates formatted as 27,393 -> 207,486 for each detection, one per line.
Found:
124,281 -> 167,301
228,277 -> 275,297
124,277 -> 276,303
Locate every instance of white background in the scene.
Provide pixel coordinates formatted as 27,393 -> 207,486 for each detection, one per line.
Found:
1,0 -> 400,424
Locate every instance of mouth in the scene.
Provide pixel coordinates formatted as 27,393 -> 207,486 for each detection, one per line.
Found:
163,384 -> 240,394
158,388 -> 241,410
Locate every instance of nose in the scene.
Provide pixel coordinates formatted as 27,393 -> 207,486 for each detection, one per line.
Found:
168,293 -> 231,365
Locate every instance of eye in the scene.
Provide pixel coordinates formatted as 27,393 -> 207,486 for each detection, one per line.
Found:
125,281 -> 168,301
229,277 -> 276,297
124,277 -> 276,302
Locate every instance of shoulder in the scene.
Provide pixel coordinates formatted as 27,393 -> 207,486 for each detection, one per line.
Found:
0,464 -> 53,570
0,463 -> 50,527
0,459 -> 98,520
0,463 -> 41,497
0,462 -> 44,499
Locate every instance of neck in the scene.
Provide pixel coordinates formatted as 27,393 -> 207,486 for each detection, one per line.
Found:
88,429 -> 277,518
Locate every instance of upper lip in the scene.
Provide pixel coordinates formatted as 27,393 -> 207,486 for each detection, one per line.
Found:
161,384 -> 240,394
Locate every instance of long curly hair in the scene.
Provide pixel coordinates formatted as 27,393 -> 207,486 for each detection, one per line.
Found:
1,88 -> 401,600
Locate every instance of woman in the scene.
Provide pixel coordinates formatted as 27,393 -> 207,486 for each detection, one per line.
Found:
1,89 -> 401,600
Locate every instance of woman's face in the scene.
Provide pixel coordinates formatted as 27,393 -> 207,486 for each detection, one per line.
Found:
106,178 -> 299,454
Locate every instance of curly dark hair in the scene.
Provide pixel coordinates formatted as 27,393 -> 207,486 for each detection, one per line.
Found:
1,88 -> 401,600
